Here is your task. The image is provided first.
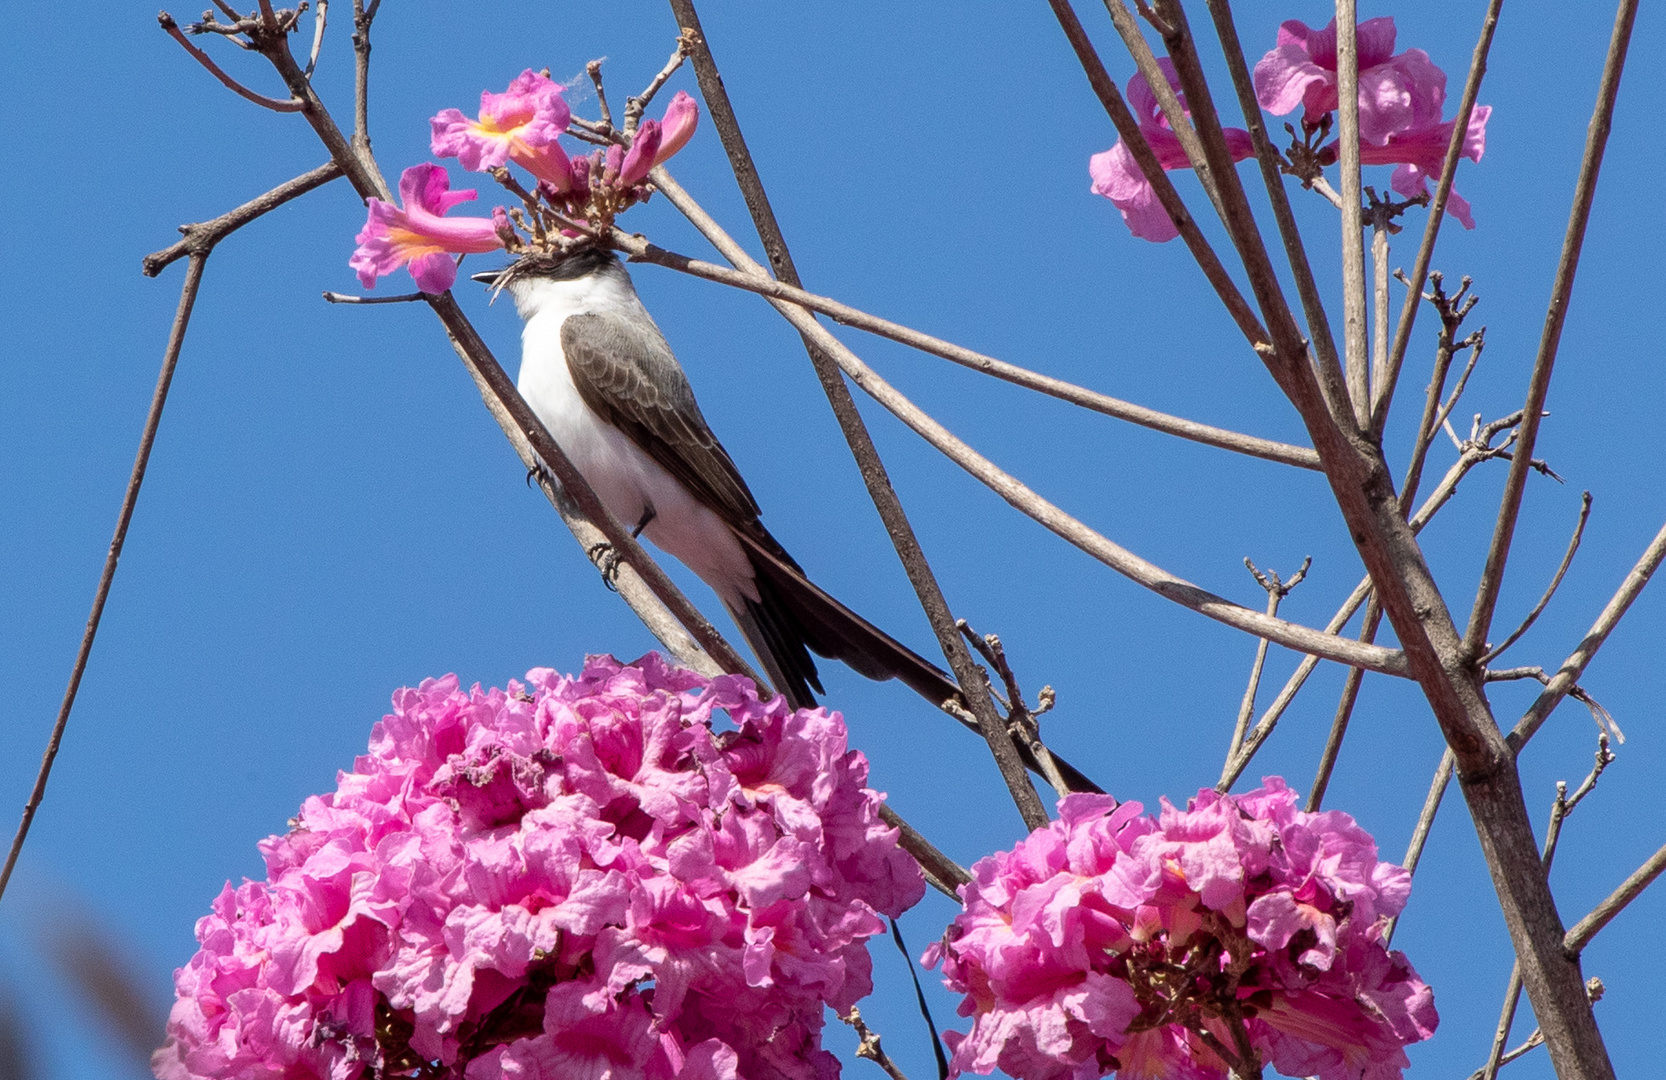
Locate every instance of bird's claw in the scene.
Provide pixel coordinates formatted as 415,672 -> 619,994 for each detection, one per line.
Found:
526,463 -> 557,490
587,541 -> 623,591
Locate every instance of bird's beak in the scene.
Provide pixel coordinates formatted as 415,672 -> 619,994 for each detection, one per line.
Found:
470,269 -> 507,286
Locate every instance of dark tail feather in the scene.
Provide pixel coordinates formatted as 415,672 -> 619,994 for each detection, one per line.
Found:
730,528 -> 963,709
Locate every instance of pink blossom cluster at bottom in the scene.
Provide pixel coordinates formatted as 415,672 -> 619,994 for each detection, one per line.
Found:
925,780 -> 1437,1080
153,654 -> 924,1080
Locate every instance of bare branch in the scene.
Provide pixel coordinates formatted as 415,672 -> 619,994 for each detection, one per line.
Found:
666,0 -> 1049,831
1463,0 -> 1641,657
158,12 -> 304,111
1565,840 -> 1666,954
1336,0 -> 1369,430
303,0 -> 326,77
1482,492 -> 1592,663
322,290 -> 425,304
880,805 -> 971,899
1306,596 -> 1383,811
587,59 -> 614,132
1043,0 -> 1272,351
1223,558 -> 1309,778
1512,515 -> 1666,749
655,174 -> 1408,678
144,162 -> 343,276
1373,0 -> 1506,438
618,236 -> 1321,469
0,254 -> 209,902
623,30 -> 694,132
839,1008 -> 910,1080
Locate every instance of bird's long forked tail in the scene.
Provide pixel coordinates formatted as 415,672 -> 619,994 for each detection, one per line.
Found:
725,528 -> 962,712
726,527 -> 1106,797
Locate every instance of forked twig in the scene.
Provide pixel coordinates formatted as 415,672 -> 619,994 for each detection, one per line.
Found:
159,12 -> 304,111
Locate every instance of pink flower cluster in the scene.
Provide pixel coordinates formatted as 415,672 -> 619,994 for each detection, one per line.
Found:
925,779 -> 1437,1080
153,654 -> 923,1080
1093,16 -> 1489,239
352,70 -> 698,293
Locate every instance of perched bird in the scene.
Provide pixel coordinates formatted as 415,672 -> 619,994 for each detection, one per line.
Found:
475,246 -> 959,710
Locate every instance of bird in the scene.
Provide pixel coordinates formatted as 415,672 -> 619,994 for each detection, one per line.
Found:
473,245 -> 961,711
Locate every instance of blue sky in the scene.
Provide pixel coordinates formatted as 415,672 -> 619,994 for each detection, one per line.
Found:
1,1 -> 1662,1078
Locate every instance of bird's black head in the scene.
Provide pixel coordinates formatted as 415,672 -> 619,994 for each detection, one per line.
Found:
470,245 -> 621,291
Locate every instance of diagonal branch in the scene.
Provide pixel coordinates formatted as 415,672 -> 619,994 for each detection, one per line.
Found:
1372,0 -> 1505,437
1482,492 -> 1592,664
144,162 -> 343,277
1463,0 -> 1640,657
665,0 -> 1048,830
642,175 -> 1407,678
1564,840 -> 1666,954
0,254 -> 209,903
158,12 -> 304,111
619,238 -> 1320,469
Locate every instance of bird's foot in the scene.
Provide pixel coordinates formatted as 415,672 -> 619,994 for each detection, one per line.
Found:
587,541 -> 624,592
526,462 -> 558,490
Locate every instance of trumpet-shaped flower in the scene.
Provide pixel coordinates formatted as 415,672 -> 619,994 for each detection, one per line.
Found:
153,654 -> 922,1080
1254,18 -> 1444,146
927,779 -> 1437,1080
1254,17 -> 1491,227
1089,59 -> 1255,242
349,164 -> 503,293
431,69 -> 577,190
652,91 -> 700,166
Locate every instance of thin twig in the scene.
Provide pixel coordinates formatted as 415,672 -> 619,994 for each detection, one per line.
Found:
624,31 -> 694,132
1223,558 -> 1309,777
665,0 -> 1049,830
618,236 -> 1320,469
1373,0 -> 1506,438
1565,840 -> 1666,953
303,0 -> 326,77
1368,191 -> 1392,413
158,12 -> 304,111
1482,492 -> 1592,663
321,290 -> 425,304
0,254 -> 209,903
958,621 -> 1072,797
1306,596 -> 1382,811
587,59 -> 614,132
349,0 -> 373,154
1511,516 -> 1666,750
144,162 -> 343,276
1463,0 -> 1641,658
839,1008 -> 911,1080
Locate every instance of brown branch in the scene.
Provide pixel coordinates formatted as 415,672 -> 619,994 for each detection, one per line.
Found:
647,173 -> 1406,679
1334,0 -> 1369,430
158,12 -> 303,111
1372,0 -> 1506,438
1043,0 -> 1271,351
1482,492 -> 1592,663
665,0 -> 1050,832
880,805 -> 971,898
1223,558 -> 1309,778
839,1008 -> 911,1080
618,236 -> 1321,469
303,0 -> 326,77
958,621 -> 1073,798
349,0 -> 373,154
1511,515 -> 1666,750
143,162 -> 343,276
0,254 -> 209,903
1565,840 -> 1666,954
1463,0 -> 1640,659
322,290 -> 424,304
624,31 -> 694,132
1199,0 -> 1347,423
1305,596 -> 1382,811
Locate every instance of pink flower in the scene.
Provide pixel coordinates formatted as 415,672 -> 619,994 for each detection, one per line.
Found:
652,91 -> 700,166
430,69 -> 577,190
1360,105 -> 1491,228
1254,18 -> 1491,227
1089,58 -> 1256,242
927,778 -> 1437,1080
349,164 -> 503,293
1254,18 -> 1444,145
154,655 -> 923,1080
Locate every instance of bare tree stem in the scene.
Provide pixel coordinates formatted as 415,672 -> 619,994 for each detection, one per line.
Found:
144,162 -> 343,277
1565,841 -> 1666,953
1335,0 -> 1369,430
1463,0 -> 1639,658
666,0 -> 1050,831
618,237 -> 1319,469
0,254 -> 208,904
1306,597 -> 1382,811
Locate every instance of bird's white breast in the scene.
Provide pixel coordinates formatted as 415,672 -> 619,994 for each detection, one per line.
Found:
510,273 -> 758,604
